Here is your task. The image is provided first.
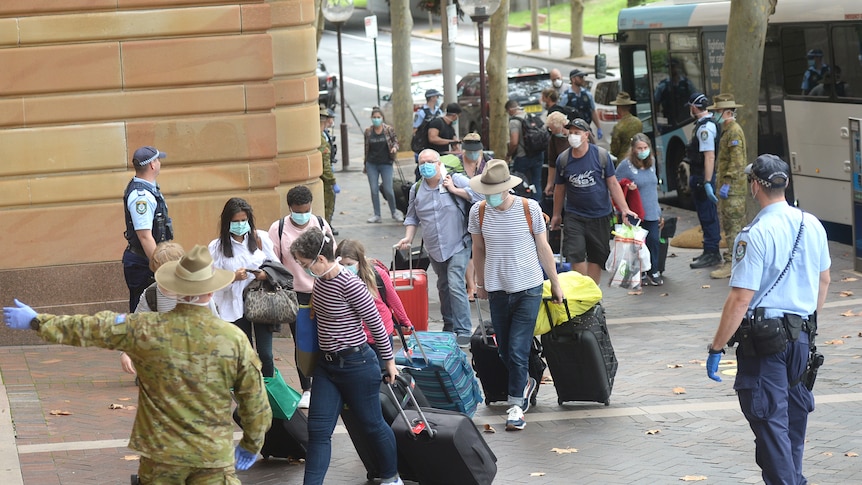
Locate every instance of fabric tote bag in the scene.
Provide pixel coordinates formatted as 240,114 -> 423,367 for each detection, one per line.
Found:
265,367 -> 301,420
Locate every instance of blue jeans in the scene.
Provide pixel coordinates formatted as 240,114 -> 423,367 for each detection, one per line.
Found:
233,318 -> 274,378
366,162 -> 397,217
690,175 -> 721,253
430,245 -> 473,337
487,283 -> 543,406
304,344 -> 397,485
641,219 -> 660,275
512,153 -> 543,201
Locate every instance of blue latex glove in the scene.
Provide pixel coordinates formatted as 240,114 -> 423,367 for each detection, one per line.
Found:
234,445 -> 257,471
719,183 -> 730,199
704,182 -> 719,204
333,183 -> 341,194
596,127 -> 604,140
706,353 -> 722,382
4,299 -> 37,330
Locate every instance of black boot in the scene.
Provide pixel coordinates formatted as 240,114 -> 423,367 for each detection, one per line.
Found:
690,251 -> 722,269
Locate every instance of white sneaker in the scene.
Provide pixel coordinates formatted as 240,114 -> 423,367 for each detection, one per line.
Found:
298,390 -> 311,409
381,477 -> 404,485
506,405 -> 526,431
392,211 -> 404,222
367,215 -> 382,223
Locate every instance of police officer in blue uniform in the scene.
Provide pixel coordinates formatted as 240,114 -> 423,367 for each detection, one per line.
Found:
562,69 -> 602,139
686,93 -> 723,269
122,146 -> 173,312
706,155 -> 831,485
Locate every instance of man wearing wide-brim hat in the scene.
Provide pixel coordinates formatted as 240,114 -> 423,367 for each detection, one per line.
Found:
318,104 -> 339,235
468,160 -> 563,432
608,91 -> 643,163
4,245 -> 271,481
707,93 -> 747,279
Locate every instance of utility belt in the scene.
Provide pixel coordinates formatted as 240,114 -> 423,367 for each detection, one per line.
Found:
730,307 -> 816,358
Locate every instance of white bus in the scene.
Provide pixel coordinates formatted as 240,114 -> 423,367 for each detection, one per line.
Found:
617,0 -> 862,240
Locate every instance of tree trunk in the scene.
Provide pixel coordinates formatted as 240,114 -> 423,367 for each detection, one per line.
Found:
570,0 -> 585,58
315,0 -> 325,48
488,1 -> 509,159
530,0 -> 539,51
390,0 -> 415,147
721,0 -> 776,220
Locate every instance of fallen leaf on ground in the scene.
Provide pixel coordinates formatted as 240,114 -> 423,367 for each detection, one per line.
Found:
109,403 -> 126,410
842,335 -> 853,339
841,310 -> 858,317
822,452 -> 833,456
49,410 -> 71,416
660,292 -> 669,297
483,424 -> 496,434
669,253 -> 677,258
839,290 -> 854,297
701,285 -> 710,289
118,397 -> 131,401
673,387 -> 686,395
841,277 -> 858,282
689,359 -> 705,365
274,356 -> 283,361
123,455 -> 140,461
550,447 -> 578,454
859,332 -> 862,337
646,429 -> 661,435
40,359 -> 61,364
628,290 -> 643,296
825,340 -> 845,345
530,472 -> 546,477
680,476 -> 707,482
667,364 -> 683,368
846,452 -> 859,457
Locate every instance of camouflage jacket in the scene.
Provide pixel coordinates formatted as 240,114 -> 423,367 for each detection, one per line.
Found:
716,120 -> 747,194
36,304 -> 271,467
320,132 -> 336,185
609,113 -> 644,163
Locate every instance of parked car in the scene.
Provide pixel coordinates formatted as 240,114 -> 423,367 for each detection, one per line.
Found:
317,58 -> 338,109
456,66 -> 551,138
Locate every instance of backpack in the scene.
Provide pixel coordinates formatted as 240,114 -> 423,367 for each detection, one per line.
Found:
478,197 -> 549,234
556,145 -> 610,177
514,114 -> 550,156
410,107 -> 439,153
144,284 -> 158,312
440,154 -> 465,175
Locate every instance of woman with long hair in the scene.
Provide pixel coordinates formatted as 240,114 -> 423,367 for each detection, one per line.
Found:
290,228 -> 402,485
208,197 -> 279,377
335,239 -> 412,363
364,106 -> 402,223
616,133 -> 663,286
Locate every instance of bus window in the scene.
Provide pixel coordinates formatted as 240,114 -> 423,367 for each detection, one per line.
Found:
631,49 -> 652,135
781,26 -> 829,96
829,26 -> 861,100
653,53 -> 700,132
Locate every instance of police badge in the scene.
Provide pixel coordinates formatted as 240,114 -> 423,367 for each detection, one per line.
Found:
734,240 -> 747,261
135,200 -> 147,215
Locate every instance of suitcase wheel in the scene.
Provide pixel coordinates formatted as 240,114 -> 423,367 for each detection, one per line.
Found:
604,399 -> 610,406
558,399 -> 563,406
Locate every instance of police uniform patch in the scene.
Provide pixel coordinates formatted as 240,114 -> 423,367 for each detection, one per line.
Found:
730,139 -> 740,146
735,241 -> 747,261
135,200 -> 147,215
115,314 -> 127,324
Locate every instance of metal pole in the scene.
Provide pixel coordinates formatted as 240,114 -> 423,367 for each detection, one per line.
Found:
336,23 -> 350,169
373,38 -> 380,107
477,18 -> 488,144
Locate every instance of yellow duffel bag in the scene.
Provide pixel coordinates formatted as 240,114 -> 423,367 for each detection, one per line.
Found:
535,271 -> 603,336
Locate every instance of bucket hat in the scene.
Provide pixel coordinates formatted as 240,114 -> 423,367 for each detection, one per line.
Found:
155,245 -> 235,296
469,159 -> 522,195
707,93 -> 744,110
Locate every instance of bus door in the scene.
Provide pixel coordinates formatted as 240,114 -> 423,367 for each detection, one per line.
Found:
619,45 -> 659,183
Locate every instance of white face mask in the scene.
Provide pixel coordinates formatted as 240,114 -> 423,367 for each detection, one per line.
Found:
553,79 -> 563,88
568,133 -> 583,149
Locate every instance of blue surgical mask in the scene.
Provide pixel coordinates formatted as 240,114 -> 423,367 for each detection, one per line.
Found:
304,267 -> 320,279
229,220 -> 250,236
554,132 -> 567,138
419,162 -> 438,179
487,192 -> 505,208
465,150 -> 481,161
371,118 -> 383,127
290,211 -> 311,225
636,149 -> 651,160
713,112 -> 724,124
345,263 -> 358,275
807,59 -> 816,68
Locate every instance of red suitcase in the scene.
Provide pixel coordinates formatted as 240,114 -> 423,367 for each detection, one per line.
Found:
390,246 -> 429,333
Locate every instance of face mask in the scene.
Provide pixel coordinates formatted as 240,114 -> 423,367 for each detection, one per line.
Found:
713,112 -> 724,124
371,118 -> 383,127
554,132 -> 567,138
568,133 -> 583,148
290,211 -> 311,225
465,150 -> 481,161
807,59 -> 815,68
345,263 -> 358,275
553,79 -> 563,88
181,295 -> 210,307
487,192 -> 505,208
229,220 -> 250,236
419,162 -> 438,179
636,149 -> 651,160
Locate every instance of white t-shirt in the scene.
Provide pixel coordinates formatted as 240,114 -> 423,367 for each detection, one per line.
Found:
208,230 -> 278,322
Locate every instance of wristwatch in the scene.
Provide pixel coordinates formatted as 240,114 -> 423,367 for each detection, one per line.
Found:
707,344 -> 725,354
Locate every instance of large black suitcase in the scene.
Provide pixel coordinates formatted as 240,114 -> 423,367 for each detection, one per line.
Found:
232,407 -> 308,460
341,373 -> 430,481
541,300 -> 618,406
389,385 -> 497,485
470,299 -> 545,406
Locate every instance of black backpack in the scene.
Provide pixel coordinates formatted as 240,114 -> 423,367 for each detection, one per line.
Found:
514,114 -> 550,156
410,107 -> 439,153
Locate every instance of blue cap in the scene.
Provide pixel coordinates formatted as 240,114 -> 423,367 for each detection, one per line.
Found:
745,154 -> 789,188
132,146 -> 166,167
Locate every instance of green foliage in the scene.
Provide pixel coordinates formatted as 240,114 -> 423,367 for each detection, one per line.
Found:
508,0 -> 659,36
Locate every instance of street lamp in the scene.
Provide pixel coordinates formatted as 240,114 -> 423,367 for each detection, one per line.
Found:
460,0 -> 501,144
322,0 -> 355,170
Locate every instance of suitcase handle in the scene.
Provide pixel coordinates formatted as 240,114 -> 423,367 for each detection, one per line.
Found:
394,322 -> 430,366
543,297 -> 572,340
391,243 -> 421,290
475,298 -> 495,347
385,376 -> 437,439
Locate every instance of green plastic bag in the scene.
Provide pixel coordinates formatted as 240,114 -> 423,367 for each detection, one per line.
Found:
265,367 -> 301,420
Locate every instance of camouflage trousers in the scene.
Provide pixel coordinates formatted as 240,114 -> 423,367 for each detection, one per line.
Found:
322,180 -> 336,223
719,195 -> 745,262
137,456 -> 240,484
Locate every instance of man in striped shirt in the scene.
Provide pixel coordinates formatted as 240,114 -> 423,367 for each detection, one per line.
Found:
469,160 -> 564,431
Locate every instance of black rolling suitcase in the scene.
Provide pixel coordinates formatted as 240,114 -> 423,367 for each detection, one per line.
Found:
232,407 -> 308,459
541,300 -> 618,406
341,373 -> 430,481
389,384 -> 497,485
470,299 -> 545,406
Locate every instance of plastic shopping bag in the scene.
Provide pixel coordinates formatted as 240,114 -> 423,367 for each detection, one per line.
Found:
605,224 -> 648,290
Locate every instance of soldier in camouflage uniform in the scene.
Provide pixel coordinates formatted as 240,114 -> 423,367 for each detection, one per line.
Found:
708,93 -> 748,279
608,92 -> 643,164
4,245 -> 272,484
320,106 -> 338,234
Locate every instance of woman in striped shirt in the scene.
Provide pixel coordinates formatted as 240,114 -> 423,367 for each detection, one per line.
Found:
290,228 -> 402,485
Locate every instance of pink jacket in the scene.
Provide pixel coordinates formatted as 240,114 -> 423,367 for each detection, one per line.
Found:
364,260 -> 412,343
